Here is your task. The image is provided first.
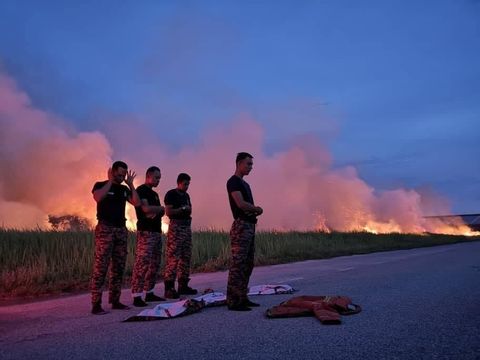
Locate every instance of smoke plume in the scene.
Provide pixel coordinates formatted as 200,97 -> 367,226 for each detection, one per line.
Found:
0,72 -> 112,228
0,71 -> 473,234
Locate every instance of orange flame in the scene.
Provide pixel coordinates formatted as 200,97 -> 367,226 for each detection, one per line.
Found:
1,71 -> 477,237
313,210 -> 478,236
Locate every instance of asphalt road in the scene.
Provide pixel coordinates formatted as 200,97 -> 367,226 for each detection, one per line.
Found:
1,242 -> 479,360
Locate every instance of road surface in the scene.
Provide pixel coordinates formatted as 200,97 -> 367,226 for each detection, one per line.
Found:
1,241 -> 479,359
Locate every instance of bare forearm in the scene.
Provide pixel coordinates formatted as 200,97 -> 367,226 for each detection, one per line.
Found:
166,206 -> 191,217
129,187 -> 141,207
142,205 -> 165,216
240,202 -> 263,216
239,201 -> 257,213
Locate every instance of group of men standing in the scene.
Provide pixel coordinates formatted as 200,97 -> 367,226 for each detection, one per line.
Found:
90,152 -> 262,315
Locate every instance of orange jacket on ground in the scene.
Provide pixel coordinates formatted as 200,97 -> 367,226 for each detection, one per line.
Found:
266,295 -> 361,325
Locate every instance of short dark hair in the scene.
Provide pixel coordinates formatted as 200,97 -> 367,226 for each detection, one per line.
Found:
146,166 -> 160,175
177,173 -> 191,184
112,161 -> 128,171
236,152 -> 253,164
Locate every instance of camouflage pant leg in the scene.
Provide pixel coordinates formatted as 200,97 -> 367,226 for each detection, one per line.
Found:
107,227 -> 128,303
245,231 -> 255,281
144,232 -> 163,292
131,231 -> 155,294
164,222 -> 179,282
226,219 -> 256,306
176,225 -> 192,283
164,220 -> 192,283
90,224 -> 127,304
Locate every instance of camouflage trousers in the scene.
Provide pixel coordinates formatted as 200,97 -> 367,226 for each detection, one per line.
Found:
164,219 -> 192,283
226,219 -> 256,307
90,223 -> 128,304
131,231 -> 163,296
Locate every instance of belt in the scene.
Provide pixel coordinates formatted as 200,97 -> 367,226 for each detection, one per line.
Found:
98,220 -> 126,228
169,218 -> 192,226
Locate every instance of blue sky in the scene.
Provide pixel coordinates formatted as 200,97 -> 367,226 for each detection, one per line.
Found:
1,0 -> 479,213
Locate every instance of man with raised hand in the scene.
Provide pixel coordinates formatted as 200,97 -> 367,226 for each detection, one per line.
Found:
90,160 -> 141,315
226,152 -> 263,311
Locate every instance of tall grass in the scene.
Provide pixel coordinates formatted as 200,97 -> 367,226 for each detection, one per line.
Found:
0,228 -> 478,299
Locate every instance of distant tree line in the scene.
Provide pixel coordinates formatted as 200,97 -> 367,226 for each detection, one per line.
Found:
48,215 -> 92,231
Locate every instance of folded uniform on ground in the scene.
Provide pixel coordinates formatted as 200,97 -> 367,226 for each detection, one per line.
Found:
123,284 -> 295,322
248,284 -> 295,295
266,295 -> 361,325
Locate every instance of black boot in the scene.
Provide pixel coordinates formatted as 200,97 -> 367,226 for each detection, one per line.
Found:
91,302 -> 108,315
164,280 -> 179,299
178,278 -> 198,295
228,304 -> 251,311
243,299 -> 260,307
111,301 -> 131,310
145,292 -> 165,302
133,296 -> 149,307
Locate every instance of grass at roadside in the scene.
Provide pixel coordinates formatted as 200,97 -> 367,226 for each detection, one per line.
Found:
1,228 -> 478,300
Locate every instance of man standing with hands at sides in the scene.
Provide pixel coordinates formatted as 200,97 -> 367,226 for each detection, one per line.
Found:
226,152 -> 263,311
163,173 -> 198,299
131,166 -> 166,307
90,161 -> 141,315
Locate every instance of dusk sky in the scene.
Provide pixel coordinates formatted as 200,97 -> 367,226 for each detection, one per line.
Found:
0,0 -> 479,230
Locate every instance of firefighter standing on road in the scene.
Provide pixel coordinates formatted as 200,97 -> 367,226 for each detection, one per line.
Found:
131,166 -> 166,307
226,152 -> 263,311
90,161 -> 141,315
163,173 -> 198,298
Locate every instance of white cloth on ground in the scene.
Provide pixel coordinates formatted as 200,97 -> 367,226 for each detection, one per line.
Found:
125,284 -> 295,321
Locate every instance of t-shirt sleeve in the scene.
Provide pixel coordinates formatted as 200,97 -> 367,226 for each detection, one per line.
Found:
227,177 -> 243,194
164,190 -> 174,206
92,181 -> 105,193
136,186 -> 147,200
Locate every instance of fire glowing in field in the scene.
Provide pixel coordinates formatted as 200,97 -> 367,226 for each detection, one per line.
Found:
358,221 -> 477,236
422,217 -> 479,237
0,70 -> 478,237
124,207 -> 169,234
314,210 -> 478,236
361,220 -> 403,234
161,220 -> 169,234
84,205 -> 477,236
125,218 -> 136,232
124,218 -> 169,234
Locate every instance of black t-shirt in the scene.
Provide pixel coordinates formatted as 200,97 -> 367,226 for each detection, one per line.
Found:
135,184 -> 162,232
92,181 -> 131,227
164,189 -> 192,220
226,175 -> 257,224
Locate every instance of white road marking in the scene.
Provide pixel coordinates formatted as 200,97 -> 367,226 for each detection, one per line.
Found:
337,267 -> 355,272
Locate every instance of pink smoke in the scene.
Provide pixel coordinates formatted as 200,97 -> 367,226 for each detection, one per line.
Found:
0,72 -> 112,228
0,71 -> 473,234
